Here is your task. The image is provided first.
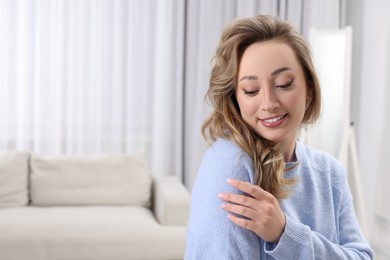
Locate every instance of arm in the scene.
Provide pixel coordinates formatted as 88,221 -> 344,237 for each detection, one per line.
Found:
266,182 -> 373,260
222,179 -> 373,259
220,179 -> 286,243
185,142 -> 261,259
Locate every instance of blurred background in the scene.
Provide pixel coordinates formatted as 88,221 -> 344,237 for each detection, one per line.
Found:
0,0 -> 389,258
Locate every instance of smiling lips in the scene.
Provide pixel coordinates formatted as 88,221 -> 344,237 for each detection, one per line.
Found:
260,114 -> 287,127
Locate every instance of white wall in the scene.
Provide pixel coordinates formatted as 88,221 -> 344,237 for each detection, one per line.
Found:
347,0 -> 390,257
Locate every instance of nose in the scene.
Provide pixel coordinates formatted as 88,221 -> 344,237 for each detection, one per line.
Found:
260,88 -> 280,112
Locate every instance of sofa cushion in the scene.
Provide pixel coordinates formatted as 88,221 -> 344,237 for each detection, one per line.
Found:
0,151 -> 30,207
0,206 -> 186,260
30,151 -> 152,206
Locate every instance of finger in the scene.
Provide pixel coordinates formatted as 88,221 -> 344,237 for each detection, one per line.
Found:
227,179 -> 269,200
228,213 -> 284,243
227,213 -> 257,232
221,203 -> 258,220
218,193 -> 259,209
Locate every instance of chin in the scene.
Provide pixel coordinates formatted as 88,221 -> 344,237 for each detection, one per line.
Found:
257,132 -> 285,144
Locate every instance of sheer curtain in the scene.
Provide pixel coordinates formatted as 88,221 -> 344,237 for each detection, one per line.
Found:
0,0 -> 185,178
0,0 -> 341,183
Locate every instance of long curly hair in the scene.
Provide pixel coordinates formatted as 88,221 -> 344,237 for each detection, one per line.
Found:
202,15 -> 321,199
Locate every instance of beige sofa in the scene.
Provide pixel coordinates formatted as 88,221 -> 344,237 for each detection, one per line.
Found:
0,151 -> 190,260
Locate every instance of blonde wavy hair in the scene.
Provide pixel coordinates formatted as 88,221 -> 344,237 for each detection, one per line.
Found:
202,15 -> 321,199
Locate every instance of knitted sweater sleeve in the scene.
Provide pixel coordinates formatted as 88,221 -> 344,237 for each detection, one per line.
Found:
264,157 -> 373,259
184,140 -> 260,260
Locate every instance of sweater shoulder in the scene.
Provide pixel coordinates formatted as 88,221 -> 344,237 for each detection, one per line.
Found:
208,138 -> 251,160
203,138 -> 253,171
296,141 -> 346,190
193,138 -> 255,188
297,142 -> 340,164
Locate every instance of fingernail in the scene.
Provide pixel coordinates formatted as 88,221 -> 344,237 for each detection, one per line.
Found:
218,193 -> 224,198
220,204 -> 226,209
227,179 -> 233,184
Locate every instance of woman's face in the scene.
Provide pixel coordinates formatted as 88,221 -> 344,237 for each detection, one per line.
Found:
236,40 -> 310,158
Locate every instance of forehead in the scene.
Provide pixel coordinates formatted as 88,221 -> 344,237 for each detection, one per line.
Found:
238,40 -> 302,76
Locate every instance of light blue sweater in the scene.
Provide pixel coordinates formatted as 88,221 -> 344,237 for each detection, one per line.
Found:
185,138 -> 373,259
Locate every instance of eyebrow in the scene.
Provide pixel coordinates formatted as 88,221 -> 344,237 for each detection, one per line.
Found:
271,67 -> 293,76
238,67 -> 293,83
238,75 -> 258,82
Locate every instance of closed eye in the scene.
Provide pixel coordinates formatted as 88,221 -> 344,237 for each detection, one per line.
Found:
243,90 -> 259,96
276,80 -> 293,89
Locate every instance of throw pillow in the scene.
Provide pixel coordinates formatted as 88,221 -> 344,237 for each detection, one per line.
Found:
0,151 -> 30,207
30,151 -> 152,206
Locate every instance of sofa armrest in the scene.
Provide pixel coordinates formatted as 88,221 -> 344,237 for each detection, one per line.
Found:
153,176 -> 190,226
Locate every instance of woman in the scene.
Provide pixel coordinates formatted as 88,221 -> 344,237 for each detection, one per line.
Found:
185,15 -> 373,259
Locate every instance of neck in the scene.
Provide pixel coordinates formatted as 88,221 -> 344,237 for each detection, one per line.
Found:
281,139 -> 297,162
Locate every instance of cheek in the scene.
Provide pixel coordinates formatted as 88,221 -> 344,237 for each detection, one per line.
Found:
237,97 -> 258,117
287,92 -> 307,115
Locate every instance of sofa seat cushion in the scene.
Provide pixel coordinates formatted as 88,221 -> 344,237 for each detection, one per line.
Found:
30,152 -> 152,206
0,206 -> 186,260
0,151 -> 30,207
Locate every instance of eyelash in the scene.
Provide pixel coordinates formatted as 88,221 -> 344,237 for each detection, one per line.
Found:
243,90 -> 259,95
243,80 -> 293,95
276,80 -> 293,89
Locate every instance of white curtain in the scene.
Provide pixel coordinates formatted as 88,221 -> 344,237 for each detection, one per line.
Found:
350,0 -> 390,256
0,0 -> 341,184
0,0 -> 185,178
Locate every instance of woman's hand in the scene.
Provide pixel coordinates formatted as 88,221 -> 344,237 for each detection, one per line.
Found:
218,178 -> 286,243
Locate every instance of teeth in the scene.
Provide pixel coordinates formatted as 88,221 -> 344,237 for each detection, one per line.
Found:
264,115 -> 284,123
